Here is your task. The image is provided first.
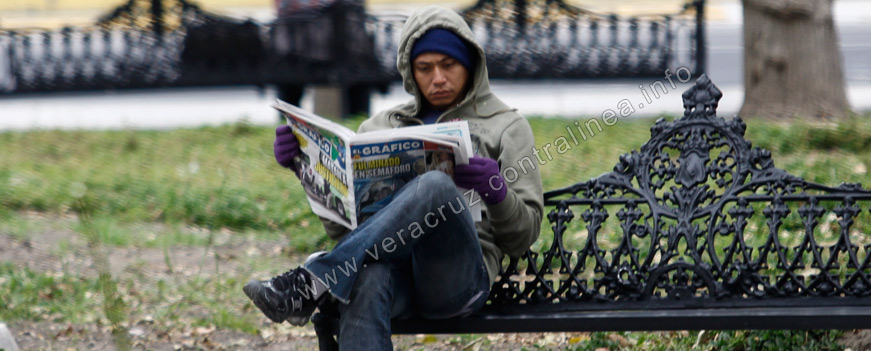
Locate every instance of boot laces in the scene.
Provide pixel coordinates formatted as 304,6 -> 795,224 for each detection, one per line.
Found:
273,267 -> 308,293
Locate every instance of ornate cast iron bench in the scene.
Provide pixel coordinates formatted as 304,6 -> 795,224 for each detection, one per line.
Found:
312,75 -> 871,350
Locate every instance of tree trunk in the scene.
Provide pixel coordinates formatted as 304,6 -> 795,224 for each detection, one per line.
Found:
740,0 -> 851,119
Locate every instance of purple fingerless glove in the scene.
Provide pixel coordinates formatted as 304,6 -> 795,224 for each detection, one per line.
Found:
274,125 -> 301,175
454,156 -> 507,205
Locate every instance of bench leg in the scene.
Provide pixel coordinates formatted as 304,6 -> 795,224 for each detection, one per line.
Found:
312,311 -> 339,351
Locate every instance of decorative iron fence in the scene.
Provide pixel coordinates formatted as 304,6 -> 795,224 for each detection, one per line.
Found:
0,0 -> 706,95
0,0 -> 258,93
359,0 -> 706,80
464,0 -> 705,78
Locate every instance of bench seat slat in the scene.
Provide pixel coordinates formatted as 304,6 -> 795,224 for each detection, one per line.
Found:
392,307 -> 871,334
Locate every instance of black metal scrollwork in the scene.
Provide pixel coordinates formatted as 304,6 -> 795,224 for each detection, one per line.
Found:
486,75 -> 871,312
0,0 -> 258,93
1,0 -> 706,94
457,0 -> 704,79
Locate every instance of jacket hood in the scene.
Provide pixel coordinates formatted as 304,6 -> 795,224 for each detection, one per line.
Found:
396,5 -> 512,119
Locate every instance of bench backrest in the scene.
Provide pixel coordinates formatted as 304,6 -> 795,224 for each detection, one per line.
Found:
487,75 -> 871,313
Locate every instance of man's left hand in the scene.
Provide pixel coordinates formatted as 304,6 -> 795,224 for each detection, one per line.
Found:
454,156 -> 507,205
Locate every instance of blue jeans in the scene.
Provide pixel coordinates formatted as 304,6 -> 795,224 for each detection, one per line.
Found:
304,171 -> 490,350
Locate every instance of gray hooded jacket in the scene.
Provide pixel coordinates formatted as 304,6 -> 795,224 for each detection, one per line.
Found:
321,5 -> 544,284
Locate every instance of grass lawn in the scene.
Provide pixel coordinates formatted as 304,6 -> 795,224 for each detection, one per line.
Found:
1,114 -> 869,350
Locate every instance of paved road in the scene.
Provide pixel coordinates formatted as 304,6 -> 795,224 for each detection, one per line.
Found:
705,23 -> 871,87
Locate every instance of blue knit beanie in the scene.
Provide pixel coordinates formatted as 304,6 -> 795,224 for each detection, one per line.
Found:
411,28 -> 474,71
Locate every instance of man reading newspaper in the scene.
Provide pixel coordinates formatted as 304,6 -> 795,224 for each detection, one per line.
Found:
244,5 -> 543,350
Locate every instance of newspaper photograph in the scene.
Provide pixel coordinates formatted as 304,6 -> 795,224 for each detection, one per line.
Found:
355,122 -> 481,222
278,104 -> 357,229
351,136 -> 463,224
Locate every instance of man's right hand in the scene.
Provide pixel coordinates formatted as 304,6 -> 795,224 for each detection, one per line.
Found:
274,125 -> 301,173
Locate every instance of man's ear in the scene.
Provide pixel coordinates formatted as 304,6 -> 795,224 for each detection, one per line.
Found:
461,76 -> 473,98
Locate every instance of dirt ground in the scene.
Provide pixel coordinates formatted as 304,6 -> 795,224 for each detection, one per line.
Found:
1,216 -> 596,351
4,214 -> 870,351
838,330 -> 871,351
8,319 -> 604,351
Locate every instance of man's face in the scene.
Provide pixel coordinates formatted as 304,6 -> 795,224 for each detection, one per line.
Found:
412,52 -> 470,110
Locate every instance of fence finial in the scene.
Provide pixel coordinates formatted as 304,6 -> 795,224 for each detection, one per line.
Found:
681,74 -> 721,119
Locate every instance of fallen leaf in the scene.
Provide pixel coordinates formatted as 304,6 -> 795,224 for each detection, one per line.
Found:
569,335 -> 589,344
202,336 -> 219,348
139,315 -> 155,324
194,326 -> 215,335
417,334 -> 438,344
55,326 -> 73,339
128,327 -> 146,337
463,337 -> 483,351
693,330 -> 714,349
608,333 -> 630,346
538,334 -> 558,346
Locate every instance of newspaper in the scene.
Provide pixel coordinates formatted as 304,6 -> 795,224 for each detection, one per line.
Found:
273,99 -> 480,230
